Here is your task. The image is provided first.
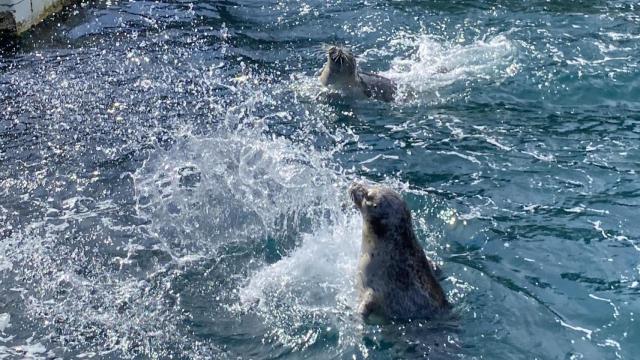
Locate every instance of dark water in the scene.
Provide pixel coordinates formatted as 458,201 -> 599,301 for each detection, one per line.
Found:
1,0 -> 639,358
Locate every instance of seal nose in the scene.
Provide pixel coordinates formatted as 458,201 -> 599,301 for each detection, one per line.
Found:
349,182 -> 368,210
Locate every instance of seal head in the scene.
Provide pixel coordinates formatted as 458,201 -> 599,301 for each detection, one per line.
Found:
319,46 -> 359,87
349,182 -> 449,320
319,46 -> 396,102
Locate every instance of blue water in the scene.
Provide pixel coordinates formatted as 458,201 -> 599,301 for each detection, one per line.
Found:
1,1 -> 639,358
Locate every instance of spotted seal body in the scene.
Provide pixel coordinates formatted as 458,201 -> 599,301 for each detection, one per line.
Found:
319,46 -> 396,102
349,183 -> 449,320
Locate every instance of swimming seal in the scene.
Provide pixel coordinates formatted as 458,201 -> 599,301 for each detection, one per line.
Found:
319,46 -> 397,102
349,182 -> 449,321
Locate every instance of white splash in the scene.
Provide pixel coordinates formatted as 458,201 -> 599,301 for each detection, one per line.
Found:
384,33 -> 519,101
134,130 -> 344,257
0,313 -> 10,332
239,212 -> 362,350
558,320 -> 593,340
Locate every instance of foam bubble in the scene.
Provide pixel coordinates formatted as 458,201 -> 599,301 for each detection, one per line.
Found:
0,313 -> 10,332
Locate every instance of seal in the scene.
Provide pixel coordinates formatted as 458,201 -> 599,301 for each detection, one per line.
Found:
349,182 -> 449,321
319,46 -> 397,102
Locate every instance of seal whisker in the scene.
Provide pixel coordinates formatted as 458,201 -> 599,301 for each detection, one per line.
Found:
315,43 -> 334,57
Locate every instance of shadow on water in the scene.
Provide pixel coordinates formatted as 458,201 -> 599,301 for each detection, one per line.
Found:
0,32 -> 18,54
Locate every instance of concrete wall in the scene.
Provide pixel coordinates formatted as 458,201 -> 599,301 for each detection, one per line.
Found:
0,0 -> 73,34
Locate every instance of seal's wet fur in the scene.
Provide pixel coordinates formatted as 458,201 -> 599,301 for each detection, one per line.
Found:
319,46 -> 396,102
349,183 -> 449,321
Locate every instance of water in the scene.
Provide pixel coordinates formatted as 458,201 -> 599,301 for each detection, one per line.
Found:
1,0 -> 639,358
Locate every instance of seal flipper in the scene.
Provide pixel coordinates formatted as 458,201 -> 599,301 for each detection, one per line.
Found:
358,288 -> 376,316
359,289 -> 389,325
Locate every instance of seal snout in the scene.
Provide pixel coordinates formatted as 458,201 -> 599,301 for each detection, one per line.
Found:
349,182 -> 369,210
328,46 -> 344,64
326,46 -> 355,71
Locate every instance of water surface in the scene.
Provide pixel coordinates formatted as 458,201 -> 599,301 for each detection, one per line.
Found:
1,0 -> 639,358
